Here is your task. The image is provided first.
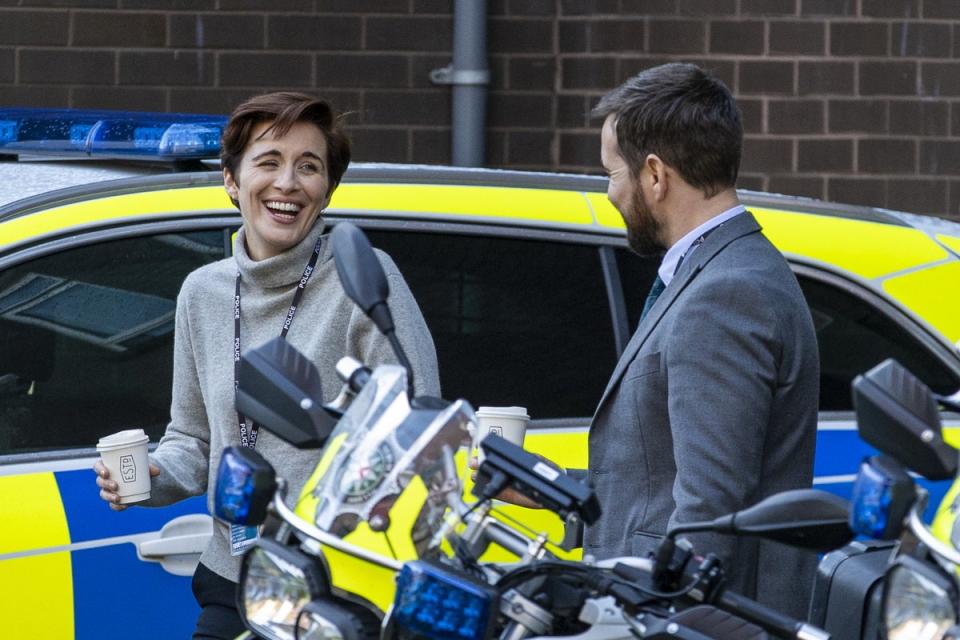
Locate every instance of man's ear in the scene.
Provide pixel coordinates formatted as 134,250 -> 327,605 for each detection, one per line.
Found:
645,154 -> 668,201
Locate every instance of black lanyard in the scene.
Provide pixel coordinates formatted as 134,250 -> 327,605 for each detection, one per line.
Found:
234,239 -> 322,448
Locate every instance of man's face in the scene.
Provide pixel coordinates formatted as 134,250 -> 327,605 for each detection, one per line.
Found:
223,120 -> 333,261
600,114 -> 665,257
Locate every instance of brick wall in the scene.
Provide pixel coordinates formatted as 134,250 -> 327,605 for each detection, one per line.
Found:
1,0 -> 960,219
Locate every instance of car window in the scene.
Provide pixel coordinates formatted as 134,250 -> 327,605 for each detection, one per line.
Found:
0,230 -> 225,455
366,229 -> 619,419
799,277 -> 960,411
616,247 -> 959,412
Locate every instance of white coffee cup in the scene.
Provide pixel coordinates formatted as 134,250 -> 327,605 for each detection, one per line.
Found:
474,406 -> 530,463
97,429 -> 151,504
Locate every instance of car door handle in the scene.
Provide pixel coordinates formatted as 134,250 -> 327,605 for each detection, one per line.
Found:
137,513 -> 213,576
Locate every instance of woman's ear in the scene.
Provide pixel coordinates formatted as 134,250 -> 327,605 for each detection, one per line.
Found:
223,168 -> 240,206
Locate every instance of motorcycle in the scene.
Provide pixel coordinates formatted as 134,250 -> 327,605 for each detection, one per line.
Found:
809,357 -> 960,640
215,222 -> 854,640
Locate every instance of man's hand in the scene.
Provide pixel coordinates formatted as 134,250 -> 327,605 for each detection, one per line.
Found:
94,459 -> 160,511
469,456 -> 542,509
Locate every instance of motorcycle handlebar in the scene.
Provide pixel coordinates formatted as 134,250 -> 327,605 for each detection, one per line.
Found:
717,590 -> 830,640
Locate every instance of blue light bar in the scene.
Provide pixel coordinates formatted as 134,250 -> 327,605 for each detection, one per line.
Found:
393,561 -> 496,640
214,446 -> 277,526
849,455 -> 914,540
0,108 -> 227,161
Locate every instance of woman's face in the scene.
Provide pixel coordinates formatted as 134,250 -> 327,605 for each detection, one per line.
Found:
224,120 -> 333,261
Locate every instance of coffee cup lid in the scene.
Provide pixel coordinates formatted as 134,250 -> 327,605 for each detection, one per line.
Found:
476,406 -> 529,420
97,428 -> 149,450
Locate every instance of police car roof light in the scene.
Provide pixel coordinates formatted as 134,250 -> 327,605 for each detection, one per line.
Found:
0,108 -> 227,161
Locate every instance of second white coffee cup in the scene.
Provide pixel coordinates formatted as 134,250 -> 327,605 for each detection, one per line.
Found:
97,428 -> 152,504
474,406 -> 530,463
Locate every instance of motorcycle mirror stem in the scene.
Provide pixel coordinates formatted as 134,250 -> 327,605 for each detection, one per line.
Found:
330,222 -> 415,398
663,489 -> 853,552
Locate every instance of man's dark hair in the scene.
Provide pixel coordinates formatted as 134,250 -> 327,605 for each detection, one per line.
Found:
221,91 -> 351,196
592,63 -> 742,198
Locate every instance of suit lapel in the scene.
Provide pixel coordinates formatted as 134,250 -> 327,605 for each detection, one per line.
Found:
592,212 -> 763,418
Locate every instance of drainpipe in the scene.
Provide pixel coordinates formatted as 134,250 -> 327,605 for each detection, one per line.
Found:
429,0 -> 489,167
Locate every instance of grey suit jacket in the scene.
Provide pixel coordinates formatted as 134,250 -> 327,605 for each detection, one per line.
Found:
584,212 -> 819,618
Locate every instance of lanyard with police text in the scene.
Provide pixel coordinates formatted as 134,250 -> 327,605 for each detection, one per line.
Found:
234,239 -> 322,449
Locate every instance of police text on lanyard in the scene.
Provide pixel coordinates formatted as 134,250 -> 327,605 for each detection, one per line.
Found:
234,238 -> 322,449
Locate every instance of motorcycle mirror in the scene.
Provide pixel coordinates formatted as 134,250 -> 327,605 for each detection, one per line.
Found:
330,222 -> 415,395
671,489 -> 853,552
852,358 -> 958,480
236,337 -> 337,448
330,222 -> 393,333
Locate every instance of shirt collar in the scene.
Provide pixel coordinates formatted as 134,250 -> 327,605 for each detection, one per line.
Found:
658,204 -> 746,286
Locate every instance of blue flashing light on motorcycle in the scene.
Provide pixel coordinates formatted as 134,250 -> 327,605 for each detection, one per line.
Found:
849,455 -> 914,540
0,107 -> 226,160
213,445 -> 277,526
392,561 -> 496,640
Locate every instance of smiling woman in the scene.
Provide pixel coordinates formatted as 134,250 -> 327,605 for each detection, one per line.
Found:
90,92 -> 441,639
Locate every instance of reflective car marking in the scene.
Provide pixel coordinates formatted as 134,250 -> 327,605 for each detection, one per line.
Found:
0,472 -> 74,638
0,471 -> 70,555
0,552 -> 73,638
332,183 -> 594,225
753,208 -> 950,279
937,233 -> 960,255
883,262 -> 960,344
0,187 -> 232,251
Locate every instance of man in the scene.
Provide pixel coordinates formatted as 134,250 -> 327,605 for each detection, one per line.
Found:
587,63 -> 819,617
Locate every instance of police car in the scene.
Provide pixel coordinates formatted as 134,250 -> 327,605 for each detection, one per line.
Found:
1,109 -> 959,638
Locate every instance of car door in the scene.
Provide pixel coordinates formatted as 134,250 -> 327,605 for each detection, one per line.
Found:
0,223 -> 231,639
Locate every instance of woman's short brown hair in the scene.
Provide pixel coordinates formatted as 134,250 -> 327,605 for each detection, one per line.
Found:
220,91 -> 351,190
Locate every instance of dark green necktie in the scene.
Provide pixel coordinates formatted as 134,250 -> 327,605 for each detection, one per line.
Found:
639,275 -> 665,323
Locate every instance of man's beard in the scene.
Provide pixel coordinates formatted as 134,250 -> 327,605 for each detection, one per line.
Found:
625,185 -> 666,258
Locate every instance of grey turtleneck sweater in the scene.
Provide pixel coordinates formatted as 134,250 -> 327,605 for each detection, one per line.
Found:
143,220 -> 440,582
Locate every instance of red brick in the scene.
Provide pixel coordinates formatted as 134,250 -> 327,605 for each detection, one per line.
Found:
20,48 -> 114,85
0,9 -> 68,45
648,19 -> 706,54
862,0 -> 919,17
741,137 -> 793,172
768,99 -> 824,134
710,21 -> 764,55
798,61 -> 854,95
769,21 -> 824,55
860,61 -> 917,96
887,179 -> 947,215
767,175 -> 824,199
739,60 -> 794,95
888,100 -> 948,136
828,178 -> 886,207
891,22 -> 951,58
740,0 -> 797,16
858,139 -> 916,174
828,100 -> 887,133
830,22 -> 888,57
798,139 -> 853,173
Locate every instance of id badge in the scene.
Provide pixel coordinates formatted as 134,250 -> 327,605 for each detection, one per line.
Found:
230,523 -> 260,556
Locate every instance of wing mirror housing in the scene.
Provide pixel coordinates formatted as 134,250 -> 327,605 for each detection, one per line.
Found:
852,358 -> 958,480
236,336 -> 338,449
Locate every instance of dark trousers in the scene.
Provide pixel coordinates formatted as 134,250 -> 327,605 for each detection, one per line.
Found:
191,562 -> 248,640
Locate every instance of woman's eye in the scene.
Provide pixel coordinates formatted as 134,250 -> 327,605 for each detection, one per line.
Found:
298,163 -> 318,173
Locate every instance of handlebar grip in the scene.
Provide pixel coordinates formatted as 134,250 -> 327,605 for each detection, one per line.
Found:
718,590 -> 829,640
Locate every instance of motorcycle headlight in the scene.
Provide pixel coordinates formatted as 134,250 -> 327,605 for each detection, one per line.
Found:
239,538 -> 329,640
884,555 -> 957,640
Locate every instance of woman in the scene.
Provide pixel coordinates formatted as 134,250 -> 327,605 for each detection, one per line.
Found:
94,92 -> 440,638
